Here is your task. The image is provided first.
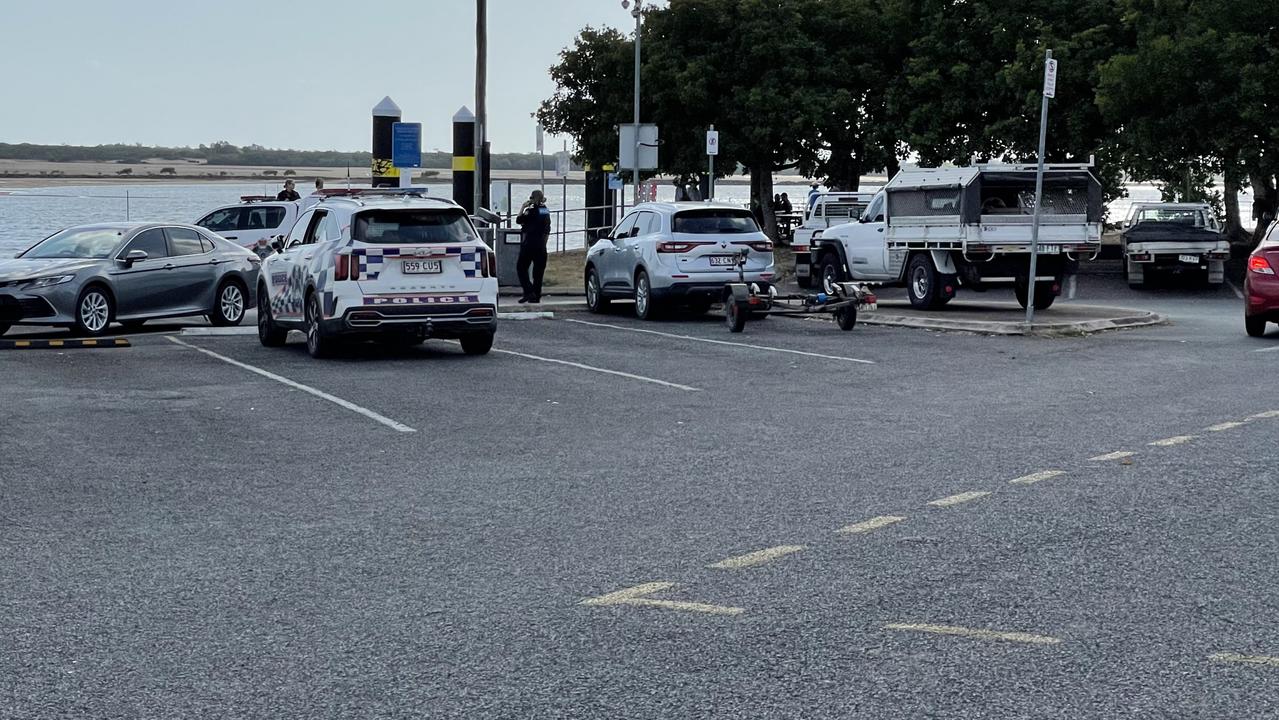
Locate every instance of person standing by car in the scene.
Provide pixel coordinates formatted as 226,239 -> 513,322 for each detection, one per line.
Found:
516,190 -> 551,303
277,179 -> 301,201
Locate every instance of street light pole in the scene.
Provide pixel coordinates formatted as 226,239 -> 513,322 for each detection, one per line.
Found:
474,0 -> 487,215
631,0 -> 641,203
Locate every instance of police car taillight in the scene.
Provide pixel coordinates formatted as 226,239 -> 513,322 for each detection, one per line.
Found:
334,254 -> 349,281
481,250 -> 495,278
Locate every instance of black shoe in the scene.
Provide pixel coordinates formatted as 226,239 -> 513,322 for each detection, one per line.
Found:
531,296 -> 542,304
517,297 -> 529,304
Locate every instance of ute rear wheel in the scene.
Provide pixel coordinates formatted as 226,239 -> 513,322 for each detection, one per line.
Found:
819,253 -> 843,294
1015,281 -> 1057,310
906,254 -> 940,309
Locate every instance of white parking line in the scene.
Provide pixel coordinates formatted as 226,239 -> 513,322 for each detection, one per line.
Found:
1210,652 -> 1279,668
927,491 -> 991,508
1255,346 -> 1279,353
709,544 -> 806,569
837,515 -> 907,534
1010,470 -> 1065,485
166,336 -> 416,433
581,582 -> 744,616
1249,410 -> 1279,419
1226,279 -> 1246,300
1149,435 -> 1198,447
563,318 -> 876,365
1205,421 -> 1247,432
1089,451 -> 1136,461
884,622 -> 1061,645
493,348 -> 701,391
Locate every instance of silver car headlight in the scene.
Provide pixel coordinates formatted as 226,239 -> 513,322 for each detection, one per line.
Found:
23,275 -> 75,289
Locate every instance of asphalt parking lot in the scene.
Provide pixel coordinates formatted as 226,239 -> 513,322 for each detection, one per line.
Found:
3,270 -> 1278,718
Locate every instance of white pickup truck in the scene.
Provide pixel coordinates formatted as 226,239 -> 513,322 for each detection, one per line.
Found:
809,163 -> 1104,310
793,191 -> 875,288
1120,202 -> 1230,288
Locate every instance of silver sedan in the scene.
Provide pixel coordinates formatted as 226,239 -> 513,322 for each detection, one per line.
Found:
0,223 -> 260,336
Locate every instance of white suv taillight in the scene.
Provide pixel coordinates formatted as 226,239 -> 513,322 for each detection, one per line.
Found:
657,241 -> 703,253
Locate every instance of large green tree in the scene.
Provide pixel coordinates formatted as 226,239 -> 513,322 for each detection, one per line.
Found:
1098,0 -> 1279,244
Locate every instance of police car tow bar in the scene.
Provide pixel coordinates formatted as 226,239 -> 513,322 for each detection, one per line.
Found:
723,249 -> 876,333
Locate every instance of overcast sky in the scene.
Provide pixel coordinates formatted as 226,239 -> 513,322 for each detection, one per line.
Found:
1,0 -> 635,154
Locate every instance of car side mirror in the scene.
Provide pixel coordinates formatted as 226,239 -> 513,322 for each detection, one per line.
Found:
120,249 -> 148,267
271,237 -> 284,253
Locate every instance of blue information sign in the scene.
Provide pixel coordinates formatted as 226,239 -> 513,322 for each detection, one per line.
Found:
391,122 -> 422,168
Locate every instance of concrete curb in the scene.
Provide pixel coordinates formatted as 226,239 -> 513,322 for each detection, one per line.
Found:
859,310 -> 1166,336
0,337 -> 131,349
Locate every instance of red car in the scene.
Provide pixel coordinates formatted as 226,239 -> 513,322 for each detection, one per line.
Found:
1245,221 -> 1279,337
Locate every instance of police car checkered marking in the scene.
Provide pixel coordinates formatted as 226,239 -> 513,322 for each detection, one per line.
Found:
350,246 -> 479,279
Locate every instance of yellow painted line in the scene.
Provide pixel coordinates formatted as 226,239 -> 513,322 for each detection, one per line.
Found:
1010,470 -> 1065,485
115,338 -> 130,346
581,582 -> 744,616
838,515 -> 906,534
709,544 -> 806,570
451,155 -> 476,171
1210,652 -> 1279,668
1149,435 -> 1197,447
1089,451 -> 1135,461
927,491 -> 990,508
884,623 -> 1061,645
81,339 -> 97,346
14,340 -> 31,347
1248,410 -> 1279,420
48,339 -> 63,347
1205,421 -> 1247,432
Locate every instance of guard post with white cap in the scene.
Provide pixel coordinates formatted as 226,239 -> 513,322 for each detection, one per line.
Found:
371,96 -> 401,188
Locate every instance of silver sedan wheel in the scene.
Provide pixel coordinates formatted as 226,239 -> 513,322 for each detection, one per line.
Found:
79,290 -> 110,333
220,284 -> 245,323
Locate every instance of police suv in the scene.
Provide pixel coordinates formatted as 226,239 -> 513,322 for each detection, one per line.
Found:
256,189 -> 498,358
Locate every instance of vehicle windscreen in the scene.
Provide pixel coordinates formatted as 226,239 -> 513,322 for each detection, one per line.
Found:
353,209 -> 475,244
20,227 -> 126,259
1133,208 -> 1214,228
672,209 -> 759,234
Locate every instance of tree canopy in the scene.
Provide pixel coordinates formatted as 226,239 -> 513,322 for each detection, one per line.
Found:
539,0 -> 1279,243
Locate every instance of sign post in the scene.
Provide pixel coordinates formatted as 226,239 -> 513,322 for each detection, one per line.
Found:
1025,50 -> 1055,326
555,147 -> 570,252
391,121 -> 422,188
706,126 -> 719,200
536,123 -> 546,194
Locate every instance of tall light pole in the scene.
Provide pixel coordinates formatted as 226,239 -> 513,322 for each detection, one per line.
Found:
474,0 -> 487,214
626,0 -> 642,203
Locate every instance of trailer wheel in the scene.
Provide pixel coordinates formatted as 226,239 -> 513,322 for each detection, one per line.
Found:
906,254 -> 941,309
835,305 -> 858,331
725,299 -> 748,333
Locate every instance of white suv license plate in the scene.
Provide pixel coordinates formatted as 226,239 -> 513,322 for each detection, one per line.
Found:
1178,254 -> 1200,264
403,260 -> 443,274
709,255 -> 738,267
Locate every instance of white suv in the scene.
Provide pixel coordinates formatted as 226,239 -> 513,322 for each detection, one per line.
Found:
584,202 -> 775,319
256,190 -> 498,358
195,196 -> 301,257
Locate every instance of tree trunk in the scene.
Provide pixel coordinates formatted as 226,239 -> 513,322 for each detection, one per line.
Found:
1223,163 -> 1242,244
1249,172 -> 1278,249
825,139 -> 863,191
753,167 -> 778,242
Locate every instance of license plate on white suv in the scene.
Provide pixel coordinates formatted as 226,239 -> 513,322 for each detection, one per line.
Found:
403,260 -> 443,274
709,255 -> 738,267
1178,254 -> 1200,264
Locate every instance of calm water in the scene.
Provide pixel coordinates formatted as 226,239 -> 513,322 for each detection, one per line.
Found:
0,180 -> 1251,257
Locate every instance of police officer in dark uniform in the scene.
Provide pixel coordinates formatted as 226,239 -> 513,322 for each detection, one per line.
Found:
515,190 -> 552,303
276,179 -> 301,201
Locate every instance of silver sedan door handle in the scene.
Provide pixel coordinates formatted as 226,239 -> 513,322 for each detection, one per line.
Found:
163,263 -> 176,270
223,235 -> 239,240
302,254 -> 314,261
